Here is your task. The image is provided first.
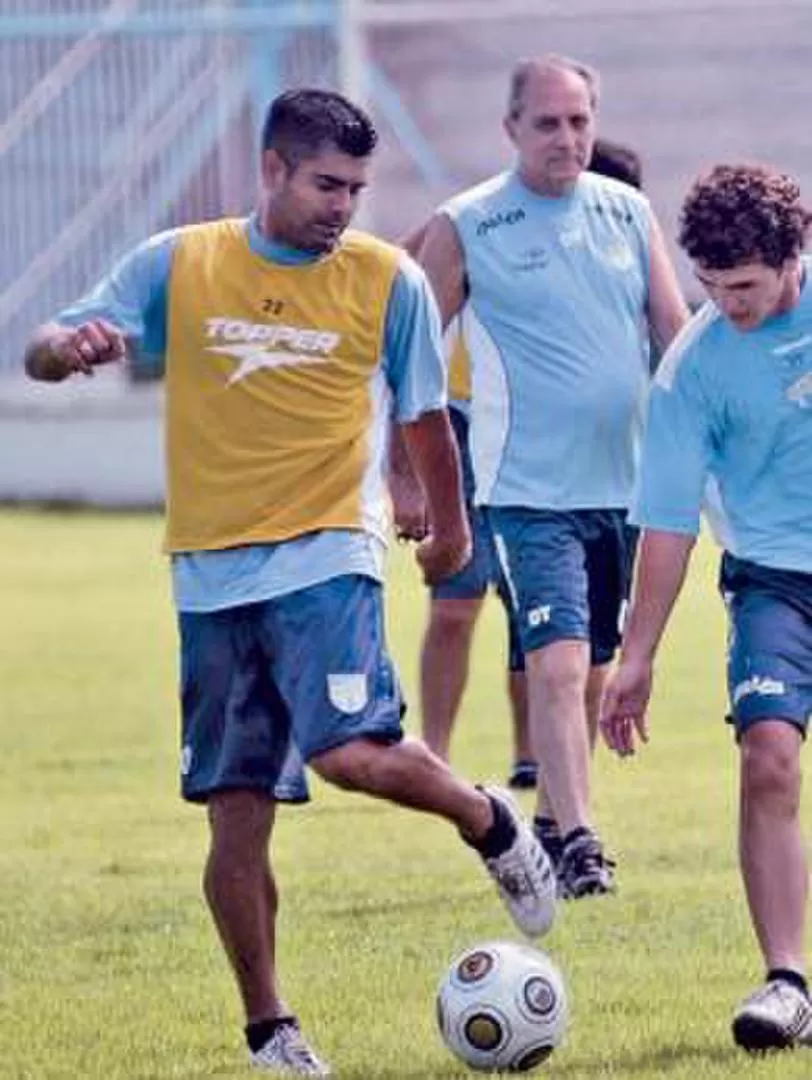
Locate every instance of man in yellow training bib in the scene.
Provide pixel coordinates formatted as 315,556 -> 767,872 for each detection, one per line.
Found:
24,88 -> 556,1076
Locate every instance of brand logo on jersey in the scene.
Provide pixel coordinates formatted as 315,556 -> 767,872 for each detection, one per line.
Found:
732,675 -> 786,706
785,371 -> 812,408
559,223 -> 584,249
203,318 -> 340,385
476,207 -> 526,237
516,245 -> 551,272
602,239 -> 635,271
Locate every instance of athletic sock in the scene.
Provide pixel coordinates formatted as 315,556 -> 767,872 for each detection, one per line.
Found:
534,815 -> 560,838
245,1015 -> 297,1052
767,968 -> 809,997
463,791 -> 517,858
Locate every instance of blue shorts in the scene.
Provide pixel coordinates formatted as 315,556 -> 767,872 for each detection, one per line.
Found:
487,507 -> 637,666
431,407 -> 524,671
178,575 -> 405,804
720,554 -> 812,738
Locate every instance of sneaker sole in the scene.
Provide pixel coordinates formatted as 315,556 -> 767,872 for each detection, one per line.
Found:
732,1014 -> 794,1053
560,880 -> 615,900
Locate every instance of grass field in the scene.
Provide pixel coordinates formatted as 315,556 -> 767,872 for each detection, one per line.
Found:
1,507 -> 810,1079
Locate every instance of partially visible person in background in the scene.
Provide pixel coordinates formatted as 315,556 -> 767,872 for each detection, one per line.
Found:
391,132 -> 647,799
24,87 -> 557,1077
589,136 -> 642,187
392,225 -> 534,790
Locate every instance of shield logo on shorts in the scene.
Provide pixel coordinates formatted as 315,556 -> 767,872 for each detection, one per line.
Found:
327,673 -> 368,715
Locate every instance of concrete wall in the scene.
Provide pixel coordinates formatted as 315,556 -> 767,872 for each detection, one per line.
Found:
0,372 -> 164,506
370,0 -> 812,303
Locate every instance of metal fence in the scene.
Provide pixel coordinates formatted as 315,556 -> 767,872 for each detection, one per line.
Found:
0,0 -> 345,374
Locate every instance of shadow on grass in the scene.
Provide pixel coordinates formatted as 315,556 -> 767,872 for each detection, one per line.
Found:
322,886 -> 486,922
332,1042 -> 741,1078
553,1040 -> 740,1076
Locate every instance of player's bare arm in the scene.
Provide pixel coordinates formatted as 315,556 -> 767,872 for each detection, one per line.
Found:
388,222 -> 434,541
400,222 -> 428,260
601,529 -> 695,756
400,409 -> 471,584
646,215 -> 690,357
414,213 -> 468,330
389,424 -> 428,541
25,319 -> 127,381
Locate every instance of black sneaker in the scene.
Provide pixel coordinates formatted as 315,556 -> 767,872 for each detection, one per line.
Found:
507,760 -> 538,790
558,830 -> 616,899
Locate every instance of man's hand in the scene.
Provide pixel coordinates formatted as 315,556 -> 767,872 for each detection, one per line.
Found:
47,320 -> 127,378
600,655 -> 654,757
415,522 -> 472,586
390,474 -> 428,541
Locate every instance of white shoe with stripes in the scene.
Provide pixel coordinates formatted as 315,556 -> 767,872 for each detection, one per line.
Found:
250,1020 -> 331,1076
732,979 -> 812,1052
479,786 -> 557,938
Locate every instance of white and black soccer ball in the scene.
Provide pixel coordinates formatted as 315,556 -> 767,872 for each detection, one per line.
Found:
436,941 -> 568,1072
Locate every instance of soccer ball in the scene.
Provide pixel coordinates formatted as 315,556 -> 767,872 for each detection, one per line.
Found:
436,941 -> 568,1072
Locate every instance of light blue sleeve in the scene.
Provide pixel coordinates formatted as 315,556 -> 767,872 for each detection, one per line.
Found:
383,252 -> 447,422
56,228 -> 181,378
632,342 -> 715,535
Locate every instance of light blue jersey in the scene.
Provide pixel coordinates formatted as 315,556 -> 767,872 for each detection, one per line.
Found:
57,217 -> 447,611
634,257 -> 812,572
443,170 -> 652,510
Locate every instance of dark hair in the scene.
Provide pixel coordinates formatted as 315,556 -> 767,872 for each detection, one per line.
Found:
679,163 -> 811,269
261,87 -> 377,166
588,137 -> 642,190
507,54 -> 599,120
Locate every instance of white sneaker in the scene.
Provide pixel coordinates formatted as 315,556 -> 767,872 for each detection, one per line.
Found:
732,979 -> 812,1052
250,1020 -> 331,1076
478,786 -> 557,938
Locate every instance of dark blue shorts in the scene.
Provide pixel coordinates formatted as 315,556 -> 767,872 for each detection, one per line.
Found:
487,507 -> 637,666
178,575 -> 405,804
431,407 -> 524,671
720,553 -> 812,738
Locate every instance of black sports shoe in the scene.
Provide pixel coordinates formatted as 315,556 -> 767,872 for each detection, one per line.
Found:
507,759 -> 538,790
558,830 -> 616,899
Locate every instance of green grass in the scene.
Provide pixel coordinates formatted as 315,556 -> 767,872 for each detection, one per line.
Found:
1,507 -> 810,1078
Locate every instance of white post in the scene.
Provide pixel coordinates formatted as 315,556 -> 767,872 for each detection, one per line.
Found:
337,0 -> 366,106
336,0 -> 374,230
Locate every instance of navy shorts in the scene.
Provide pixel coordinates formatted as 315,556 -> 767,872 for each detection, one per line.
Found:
721,553 -> 812,738
431,407 -> 524,671
487,507 -> 637,666
179,575 -> 405,803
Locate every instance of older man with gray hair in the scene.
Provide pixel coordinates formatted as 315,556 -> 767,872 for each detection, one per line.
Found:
412,54 -> 688,899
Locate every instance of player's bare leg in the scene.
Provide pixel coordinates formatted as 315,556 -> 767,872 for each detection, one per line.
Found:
204,791 -> 284,1023
310,735 -> 556,937
421,597 -> 483,759
733,721 -> 812,1052
507,670 -> 539,789
527,641 -> 613,898
204,790 -> 330,1074
739,722 -> 807,970
585,662 -> 611,753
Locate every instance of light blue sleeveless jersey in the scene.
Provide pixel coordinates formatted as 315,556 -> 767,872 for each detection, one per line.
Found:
634,257 -> 812,573
444,170 -> 652,510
